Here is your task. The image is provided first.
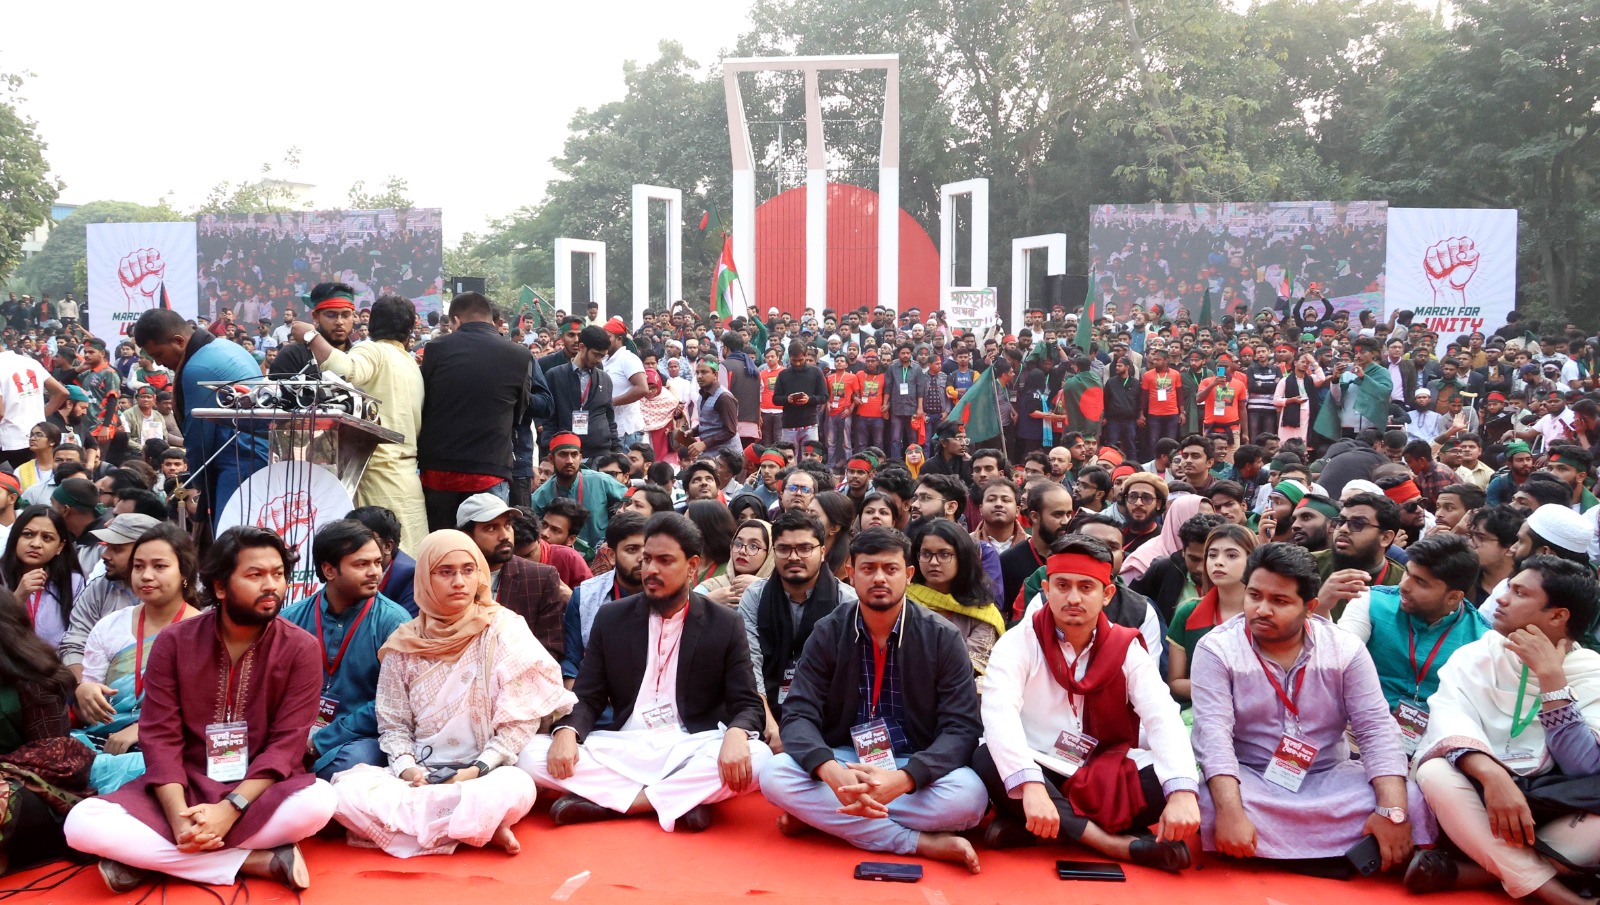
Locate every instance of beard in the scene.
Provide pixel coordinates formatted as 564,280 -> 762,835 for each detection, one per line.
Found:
223,593 -> 281,627
484,543 -> 513,567
1034,519 -> 1064,548
616,564 -> 643,591
645,577 -> 690,614
1293,527 -> 1329,551
1331,545 -> 1379,572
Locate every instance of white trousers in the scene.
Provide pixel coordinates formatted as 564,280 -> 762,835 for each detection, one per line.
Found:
64,781 -> 337,886
518,731 -> 772,831
332,764 -> 536,857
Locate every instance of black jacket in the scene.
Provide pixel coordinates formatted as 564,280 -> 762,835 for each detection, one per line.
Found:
778,600 -> 981,791
544,362 -> 621,457
1129,550 -> 1193,624
418,321 -> 530,479
1316,437 -> 1390,499
558,593 -> 764,741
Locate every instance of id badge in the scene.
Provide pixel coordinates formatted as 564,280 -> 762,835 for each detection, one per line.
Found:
1213,392 -> 1227,418
571,411 -> 590,435
315,694 -> 340,731
1263,734 -> 1318,792
1395,701 -> 1429,755
898,382 -> 910,396
1157,388 -> 1169,402
642,703 -> 678,732
1053,729 -> 1099,769
1503,747 -> 1542,775
205,721 -> 250,783
777,666 -> 796,705
850,718 -> 897,770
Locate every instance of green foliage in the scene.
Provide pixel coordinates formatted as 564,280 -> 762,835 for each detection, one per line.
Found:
193,148 -> 304,215
346,176 -> 413,212
0,71 -> 63,284
13,200 -> 186,298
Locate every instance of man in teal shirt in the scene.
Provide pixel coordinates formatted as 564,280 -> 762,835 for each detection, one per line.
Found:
281,519 -> 410,780
1334,533 -> 1489,753
531,431 -> 626,553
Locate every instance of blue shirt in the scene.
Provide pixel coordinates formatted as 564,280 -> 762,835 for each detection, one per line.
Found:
179,336 -> 271,472
1362,586 -> 1489,710
855,606 -> 910,754
280,589 -> 411,773
530,469 -> 626,550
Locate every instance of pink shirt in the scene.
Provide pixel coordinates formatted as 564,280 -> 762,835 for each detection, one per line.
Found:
622,602 -> 689,732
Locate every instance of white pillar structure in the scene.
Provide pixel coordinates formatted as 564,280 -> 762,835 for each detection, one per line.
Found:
554,238 -> 607,323
723,55 -> 901,314
630,185 -> 683,327
1010,233 -> 1067,331
940,179 -> 990,303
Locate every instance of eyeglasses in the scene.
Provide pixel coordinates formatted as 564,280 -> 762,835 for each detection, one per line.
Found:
431,564 -> 479,581
918,550 -> 956,565
1467,531 -> 1498,547
774,543 -> 820,559
731,541 -> 768,554
782,484 -> 815,495
1124,492 -> 1158,504
1330,517 -> 1375,533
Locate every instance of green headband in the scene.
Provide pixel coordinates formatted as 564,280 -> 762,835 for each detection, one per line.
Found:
1271,481 -> 1306,506
1504,441 -> 1532,457
1551,451 -> 1588,472
1297,497 -> 1340,521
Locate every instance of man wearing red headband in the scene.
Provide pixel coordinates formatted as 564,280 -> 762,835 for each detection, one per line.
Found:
976,535 -> 1198,869
274,282 -> 357,379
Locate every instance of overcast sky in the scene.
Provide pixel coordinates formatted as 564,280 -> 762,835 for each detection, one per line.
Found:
4,0 -> 752,245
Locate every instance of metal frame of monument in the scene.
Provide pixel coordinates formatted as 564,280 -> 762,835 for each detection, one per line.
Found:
631,185 -> 683,327
940,179 -> 990,306
722,54 -> 901,313
1011,233 -> 1067,332
555,238 -> 608,323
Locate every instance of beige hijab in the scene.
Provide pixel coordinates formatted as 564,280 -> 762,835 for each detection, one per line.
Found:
698,520 -> 776,595
379,530 -> 499,664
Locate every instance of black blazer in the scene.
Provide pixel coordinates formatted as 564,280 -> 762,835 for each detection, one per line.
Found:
557,593 -> 763,741
778,600 -> 981,792
418,321 -> 530,478
544,362 -> 621,457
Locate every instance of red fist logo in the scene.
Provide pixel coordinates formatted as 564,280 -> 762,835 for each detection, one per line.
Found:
118,248 -> 167,309
256,490 -> 317,554
1424,236 -> 1478,303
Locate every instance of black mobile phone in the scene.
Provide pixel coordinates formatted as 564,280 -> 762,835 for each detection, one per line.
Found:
854,862 -> 923,882
1343,834 -> 1383,877
425,766 -> 457,784
1057,860 -> 1126,881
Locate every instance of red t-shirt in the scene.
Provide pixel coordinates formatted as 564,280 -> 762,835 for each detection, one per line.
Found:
827,370 -> 858,416
760,368 -> 782,412
856,369 -> 887,418
1199,374 -> 1249,425
1141,367 -> 1180,417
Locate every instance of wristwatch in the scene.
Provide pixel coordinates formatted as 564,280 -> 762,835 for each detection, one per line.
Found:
224,792 -> 250,813
299,328 -> 318,345
472,759 -> 494,776
1541,685 -> 1576,704
1375,806 -> 1407,824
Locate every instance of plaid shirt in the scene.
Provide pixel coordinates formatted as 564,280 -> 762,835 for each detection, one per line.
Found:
495,556 -> 568,660
855,606 -> 910,753
922,372 -> 950,425
1412,462 -> 1454,508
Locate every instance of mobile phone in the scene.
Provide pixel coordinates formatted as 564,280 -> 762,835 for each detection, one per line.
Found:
1216,366 -> 1226,377
854,862 -> 923,882
1056,860 -> 1126,881
425,766 -> 457,784
1343,834 -> 1383,877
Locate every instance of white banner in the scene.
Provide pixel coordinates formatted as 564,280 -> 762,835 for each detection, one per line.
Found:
86,222 -> 199,341
216,461 -> 352,605
1386,208 -> 1517,355
944,287 -> 998,336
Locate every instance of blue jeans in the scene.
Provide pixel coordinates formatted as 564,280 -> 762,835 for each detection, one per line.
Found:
759,746 -> 988,854
887,414 -> 918,459
315,737 -> 386,781
827,413 -> 852,468
853,415 -> 886,454
1143,414 -> 1181,459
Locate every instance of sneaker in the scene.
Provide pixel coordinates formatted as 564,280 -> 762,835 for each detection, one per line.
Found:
98,859 -> 147,894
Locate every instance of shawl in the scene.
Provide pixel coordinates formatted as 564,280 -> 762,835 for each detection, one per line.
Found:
1120,494 -> 1206,582
380,530 -> 499,664
754,570 -> 842,705
699,521 -> 776,595
907,583 -> 1007,638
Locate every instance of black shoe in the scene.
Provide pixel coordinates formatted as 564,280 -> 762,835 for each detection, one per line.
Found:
1128,837 -> 1192,872
98,859 -> 147,894
549,794 -> 620,827
1404,849 -> 1459,894
266,843 -> 310,891
981,816 -> 1037,849
675,804 -> 714,833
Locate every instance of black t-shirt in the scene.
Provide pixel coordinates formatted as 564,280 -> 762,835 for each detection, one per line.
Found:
773,365 -> 827,428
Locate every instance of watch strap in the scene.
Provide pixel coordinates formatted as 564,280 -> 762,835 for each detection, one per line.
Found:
1540,685 -> 1576,703
224,791 -> 250,813
472,759 -> 493,775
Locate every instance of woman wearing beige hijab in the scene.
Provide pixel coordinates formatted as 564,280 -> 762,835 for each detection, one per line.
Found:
331,530 -> 576,857
695,519 -> 775,606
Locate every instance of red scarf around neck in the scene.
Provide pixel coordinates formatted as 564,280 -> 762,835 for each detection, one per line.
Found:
1033,606 -> 1146,832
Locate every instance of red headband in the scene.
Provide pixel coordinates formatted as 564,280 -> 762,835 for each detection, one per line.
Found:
759,451 -> 786,468
312,292 -> 355,312
847,458 -> 873,471
1046,553 -> 1113,586
1384,480 -> 1422,505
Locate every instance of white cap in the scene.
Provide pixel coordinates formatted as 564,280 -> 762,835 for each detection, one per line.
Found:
456,493 -> 516,528
1527,506 -> 1592,556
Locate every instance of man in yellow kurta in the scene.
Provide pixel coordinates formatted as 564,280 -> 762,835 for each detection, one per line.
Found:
290,296 -> 427,555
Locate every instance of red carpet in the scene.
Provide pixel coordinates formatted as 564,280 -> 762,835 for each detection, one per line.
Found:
10,793 -> 1512,904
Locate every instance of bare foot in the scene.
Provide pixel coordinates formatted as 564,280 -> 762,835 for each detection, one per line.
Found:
776,812 -> 812,837
916,832 -> 981,874
490,825 -> 521,855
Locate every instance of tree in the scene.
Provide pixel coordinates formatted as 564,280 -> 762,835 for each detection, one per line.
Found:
193,147 -> 304,214
0,71 -> 63,283
13,200 -> 186,299
346,176 -> 413,211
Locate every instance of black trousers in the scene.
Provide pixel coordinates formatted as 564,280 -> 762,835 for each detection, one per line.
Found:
973,743 -> 1166,840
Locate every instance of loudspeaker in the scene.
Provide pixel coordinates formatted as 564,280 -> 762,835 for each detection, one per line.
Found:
1044,274 -> 1087,310
450,276 -> 486,296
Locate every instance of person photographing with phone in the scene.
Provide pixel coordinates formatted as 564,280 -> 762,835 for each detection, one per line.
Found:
774,341 -> 827,451
1197,353 -> 1248,448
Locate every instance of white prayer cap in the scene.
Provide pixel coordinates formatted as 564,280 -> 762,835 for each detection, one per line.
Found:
1527,506 -> 1592,556
1341,479 -> 1382,500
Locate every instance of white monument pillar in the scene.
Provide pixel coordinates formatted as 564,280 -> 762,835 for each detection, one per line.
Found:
630,185 -> 682,327
1010,233 -> 1067,331
940,179 -> 990,303
553,238 -> 607,323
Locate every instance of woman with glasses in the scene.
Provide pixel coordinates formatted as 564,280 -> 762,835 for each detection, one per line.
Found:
1,505 -> 83,649
15,422 -> 60,492
808,491 -> 856,581
696,519 -> 773,606
908,519 -> 1006,675
1166,524 -> 1257,704
331,530 -> 576,857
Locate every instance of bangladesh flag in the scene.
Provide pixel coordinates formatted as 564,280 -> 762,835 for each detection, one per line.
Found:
945,365 -> 1001,442
1197,285 -> 1213,326
1074,273 -> 1095,353
518,285 -> 555,329
1313,362 -> 1393,438
710,234 -> 749,323
1061,370 -> 1104,436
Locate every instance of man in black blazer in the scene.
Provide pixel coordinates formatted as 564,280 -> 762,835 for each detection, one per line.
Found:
758,527 -> 987,873
543,326 -> 622,458
517,512 -> 767,833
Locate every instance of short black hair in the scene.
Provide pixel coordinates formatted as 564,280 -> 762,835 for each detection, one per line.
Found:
1207,480 -> 1246,504
628,441 -> 656,463
1178,513 -> 1228,546
1243,542 -> 1321,605
1232,444 -> 1263,468
1405,533 -> 1479,594
1341,492 -> 1402,533
1403,440 -> 1434,461
1470,505 -> 1523,548
643,511 -> 704,561
1439,483 -> 1486,511
770,508 -> 827,547
115,488 -> 168,520
368,295 -> 417,343
578,325 -> 610,351
200,526 -> 295,608
448,291 -> 494,320
312,519 -> 379,581
1518,473 -> 1573,508
849,526 -> 911,564
543,497 -> 590,536
1050,533 -> 1115,564
1522,555 -> 1600,641
627,484 -> 674,516
916,473 -> 965,509
606,510 -> 647,550
680,459 -> 720,491
132,308 -> 189,346
869,466 -> 914,502
1179,433 -> 1212,460
347,506 -> 402,547
1549,444 -> 1593,474
970,448 -> 1009,473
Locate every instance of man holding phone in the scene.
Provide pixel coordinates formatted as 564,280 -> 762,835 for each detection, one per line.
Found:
1198,353 -> 1248,447
774,340 -> 828,451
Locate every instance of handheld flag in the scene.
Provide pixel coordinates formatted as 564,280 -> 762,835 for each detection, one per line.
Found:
1074,275 -> 1094,353
945,366 -> 1000,442
1061,369 -> 1104,435
1197,286 -> 1212,327
711,234 -> 749,323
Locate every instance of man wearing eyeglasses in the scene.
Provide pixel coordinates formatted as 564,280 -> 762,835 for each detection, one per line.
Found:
1314,492 -> 1408,622
741,510 -> 859,751
771,466 -> 819,518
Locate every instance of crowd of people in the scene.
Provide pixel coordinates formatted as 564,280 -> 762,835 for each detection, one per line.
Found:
0,278 -> 1598,903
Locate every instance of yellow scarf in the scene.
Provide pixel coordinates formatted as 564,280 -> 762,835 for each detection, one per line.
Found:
906,583 -> 1007,638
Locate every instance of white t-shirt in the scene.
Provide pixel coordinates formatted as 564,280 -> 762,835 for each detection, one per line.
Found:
0,350 -> 49,450
604,347 -> 646,435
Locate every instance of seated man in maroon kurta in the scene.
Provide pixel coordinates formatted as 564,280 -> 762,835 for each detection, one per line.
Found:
65,526 -> 335,893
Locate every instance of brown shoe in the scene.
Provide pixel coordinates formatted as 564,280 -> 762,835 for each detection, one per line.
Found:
98,859 -> 147,894
266,843 -> 310,891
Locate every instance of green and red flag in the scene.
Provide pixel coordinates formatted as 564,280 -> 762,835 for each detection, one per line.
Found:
710,234 -> 749,323
946,365 -> 1001,442
1197,285 -> 1213,326
1061,369 -> 1104,435
1074,273 -> 1095,353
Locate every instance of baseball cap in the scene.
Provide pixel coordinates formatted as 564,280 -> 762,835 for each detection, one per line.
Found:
90,513 -> 162,544
456,493 -> 516,528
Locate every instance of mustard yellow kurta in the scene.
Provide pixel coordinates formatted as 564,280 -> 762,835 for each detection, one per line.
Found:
321,340 -> 427,556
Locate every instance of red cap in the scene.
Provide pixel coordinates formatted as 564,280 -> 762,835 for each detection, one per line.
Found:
603,317 -> 627,336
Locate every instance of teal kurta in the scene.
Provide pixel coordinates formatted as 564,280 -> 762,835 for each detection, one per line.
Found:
530,468 -> 627,551
280,590 -> 410,773
1363,586 -> 1490,711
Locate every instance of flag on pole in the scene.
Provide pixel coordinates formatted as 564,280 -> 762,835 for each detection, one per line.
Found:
1073,274 -> 1095,353
711,234 -> 749,323
1061,369 -> 1104,435
945,366 -> 1000,443
1197,285 -> 1213,326
1278,263 -> 1294,301
518,285 -> 556,329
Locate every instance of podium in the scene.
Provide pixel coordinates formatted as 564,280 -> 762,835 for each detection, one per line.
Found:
189,408 -> 404,499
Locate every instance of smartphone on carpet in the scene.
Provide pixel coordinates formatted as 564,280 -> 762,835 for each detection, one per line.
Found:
854,862 -> 923,882
1056,860 -> 1126,881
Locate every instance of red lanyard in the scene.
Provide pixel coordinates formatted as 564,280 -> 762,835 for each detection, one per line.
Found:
1253,650 -> 1309,718
653,604 -> 687,694
694,560 -> 717,588
313,591 -> 375,679
579,371 -> 594,407
379,562 -> 393,593
223,655 -> 245,723
24,590 -> 42,626
1407,608 -> 1464,698
134,605 -> 190,698
570,476 -> 585,510
1028,542 -> 1046,568
870,639 -> 889,717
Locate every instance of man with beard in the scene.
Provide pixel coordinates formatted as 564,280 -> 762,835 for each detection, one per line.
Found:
522,513 -> 769,833
1434,484 -> 1485,535
531,433 -> 626,552
1478,505 -> 1592,622
1073,467 -> 1113,515
1176,435 -> 1216,493
971,479 -> 1023,555
281,520 -> 410,781
740,510 -> 860,748
1118,472 -> 1166,554
678,460 -> 724,507
772,466 -> 820,518
1001,482 -> 1074,622
459,494 -> 571,661
1314,492 -> 1408,621
1012,517 -> 1165,665
271,282 -> 356,379
66,527 -> 334,893
840,454 -> 877,512
60,513 -> 158,680
562,512 -> 647,685
1290,495 -> 1339,552
1485,440 -> 1536,507
749,450 -> 786,511
526,498 -> 595,587
759,527 -> 988,873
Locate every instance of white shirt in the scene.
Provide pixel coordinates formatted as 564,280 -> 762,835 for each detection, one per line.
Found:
1023,593 -> 1163,663
621,603 -> 688,732
0,350 -> 48,450
604,347 -> 646,435
1535,409 -> 1577,449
